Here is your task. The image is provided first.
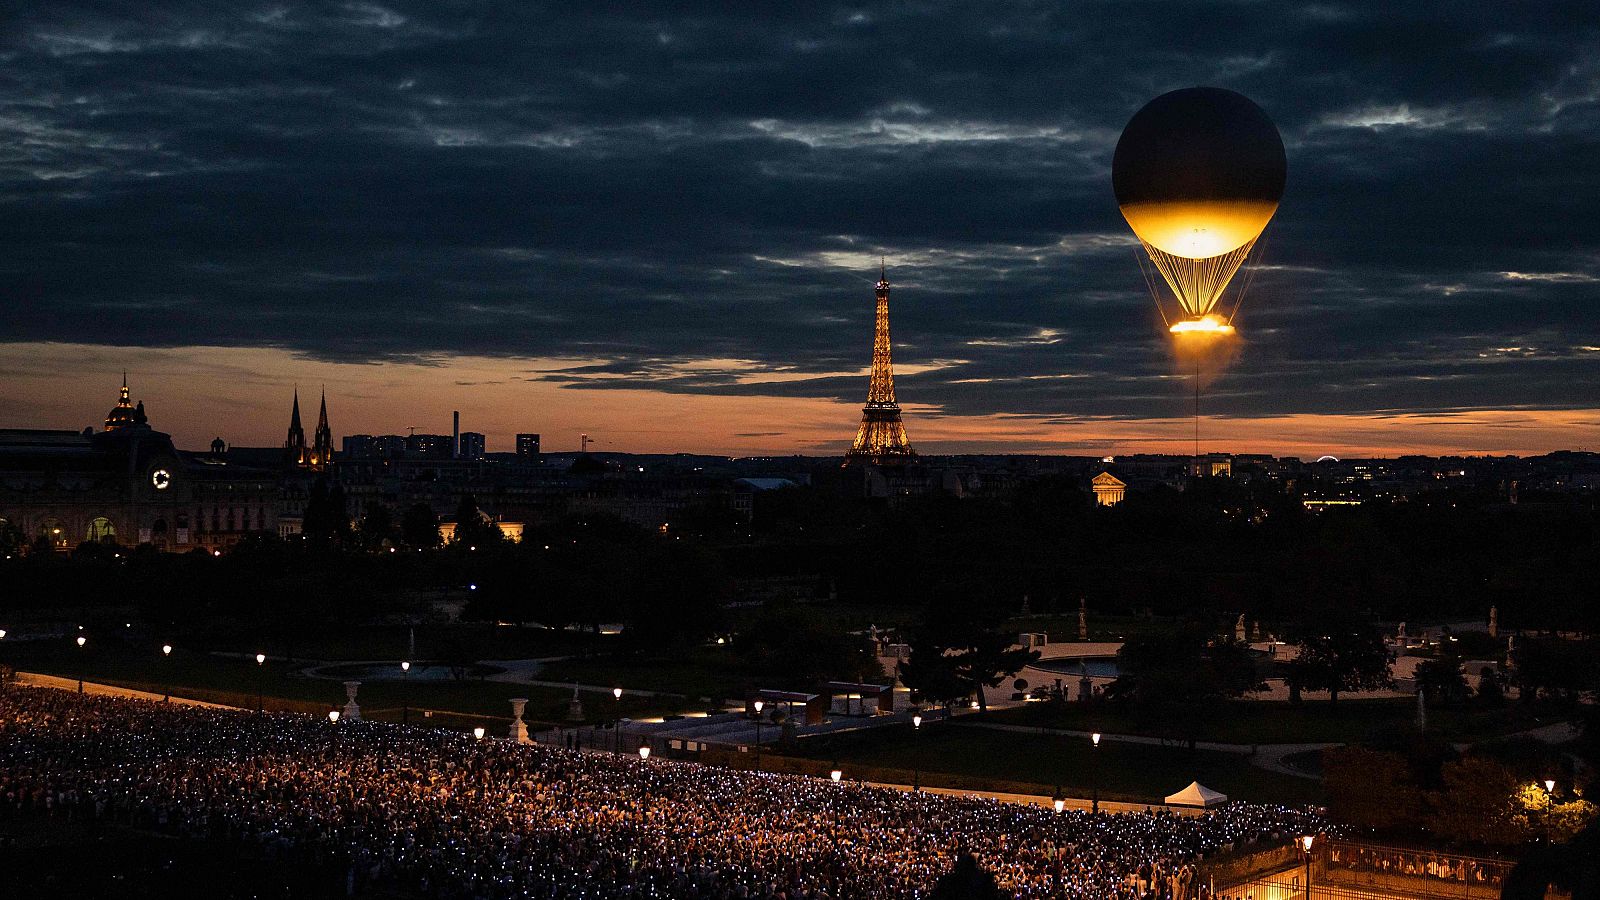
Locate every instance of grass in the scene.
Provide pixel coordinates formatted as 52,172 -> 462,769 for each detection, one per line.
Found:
539,649 -> 752,701
199,621 -> 606,662
2,640 -> 692,728
791,721 -> 1324,806
980,698 -> 1557,745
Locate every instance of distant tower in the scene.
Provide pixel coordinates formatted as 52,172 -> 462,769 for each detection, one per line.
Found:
845,262 -> 915,465
285,387 -> 307,464
310,388 -> 333,470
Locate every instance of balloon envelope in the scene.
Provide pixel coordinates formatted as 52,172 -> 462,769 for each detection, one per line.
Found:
1113,87 -> 1286,259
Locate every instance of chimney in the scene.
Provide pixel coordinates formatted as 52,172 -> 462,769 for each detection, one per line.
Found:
453,410 -> 460,459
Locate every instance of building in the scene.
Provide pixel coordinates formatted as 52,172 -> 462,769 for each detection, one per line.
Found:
1092,472 -> 1127,507
516,433 -> 541,458
405,433 -> 454,459
283,388 -> 333,470
0,378 -> 280,553
459,431 -> 487,460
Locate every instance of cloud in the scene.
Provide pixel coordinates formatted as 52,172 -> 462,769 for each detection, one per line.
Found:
0,1 -> 1597,443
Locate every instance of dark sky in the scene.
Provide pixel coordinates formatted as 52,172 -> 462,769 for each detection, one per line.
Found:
2,3 -> 1598,454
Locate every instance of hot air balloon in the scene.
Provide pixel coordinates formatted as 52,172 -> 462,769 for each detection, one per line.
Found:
1113,87 -> 1285,335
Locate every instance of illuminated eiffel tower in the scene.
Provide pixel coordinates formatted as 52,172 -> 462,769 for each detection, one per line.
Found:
845,262 -> 916,465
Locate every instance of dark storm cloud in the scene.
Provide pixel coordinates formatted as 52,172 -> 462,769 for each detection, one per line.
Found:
2,1 -> 1598,422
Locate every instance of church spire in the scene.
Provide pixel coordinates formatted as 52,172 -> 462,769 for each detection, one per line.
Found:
285,386 -> 307,464
310,386 -> 333,470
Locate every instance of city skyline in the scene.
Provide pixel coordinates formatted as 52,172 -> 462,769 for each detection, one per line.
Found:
3,5 -> 1599,457
11,354 -> 1597,460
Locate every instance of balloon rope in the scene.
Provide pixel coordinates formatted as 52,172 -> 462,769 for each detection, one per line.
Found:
1135,248 -> 1172,329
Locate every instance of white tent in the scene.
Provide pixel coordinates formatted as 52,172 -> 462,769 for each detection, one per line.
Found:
1164,782 -> 1228,808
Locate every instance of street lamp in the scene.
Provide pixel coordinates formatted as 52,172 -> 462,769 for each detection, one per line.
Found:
613,686 -> 624,754
254,653 -> 266,713
912,712 -> 923,791
1054,797 -> 1065,813
328,710 -> 340,723
1545,779 -> 1556,794
1091,732 -> 1102,814
753,699 -> 766,772
1300,834 -> 1315,895
638,744 -> 651,760
830,767 -> 843,783
401,660 -> 411,726
161,644 -> 173,702
473,726 -> 486,740
75,635 -> 87,693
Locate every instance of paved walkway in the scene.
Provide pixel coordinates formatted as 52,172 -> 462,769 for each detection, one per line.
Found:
956,721 -> 1339,780
14,672 -> 238,709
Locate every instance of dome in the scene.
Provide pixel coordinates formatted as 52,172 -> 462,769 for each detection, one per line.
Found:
103,376 -> 148,432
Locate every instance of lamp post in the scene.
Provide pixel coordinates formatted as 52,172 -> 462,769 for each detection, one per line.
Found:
161,644 -> 173,702
255,652 -> 266,713
76,635 -> 87,693
1091,732 -> 1102,814
613,686 -> 623,754
401,660 -> 411,725
638,743 -> 651,761
830,766 -> 843,784
1300,834 -> 1315,897
473,726 -> 486,740
328,710 -> 340,723
911,711 -> 926,787
753,699 -> 766,772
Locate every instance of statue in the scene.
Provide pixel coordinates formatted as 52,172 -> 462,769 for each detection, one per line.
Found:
1488,605 -> 1499,639
567,683 -> 585,722
509,698 -> 531,743
342,681 -> 362,722
1235,614 -> 1246,642
1077,598 -> 1088,641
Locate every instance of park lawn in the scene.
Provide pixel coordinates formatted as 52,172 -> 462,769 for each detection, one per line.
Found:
198,621 -> 607,662
2,640 -> 688,728
980,697 -> 1557,745
538,649 -> 751,702
793,722 -> 1324,807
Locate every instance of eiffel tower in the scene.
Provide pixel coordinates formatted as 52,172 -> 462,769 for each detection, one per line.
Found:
845,262 -> 916,465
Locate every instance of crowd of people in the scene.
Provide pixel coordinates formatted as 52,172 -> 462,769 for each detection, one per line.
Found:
0,686 -> 1326,899
1325,841 -> 1508,891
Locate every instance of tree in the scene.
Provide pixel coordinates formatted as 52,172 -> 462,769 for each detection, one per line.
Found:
1477,664 -> 1506,706
356,504 -> 397,551
1513,637 -> 1598,705
400,503 -> 441,549
1414,657 -> 1470,707
1323,746 -> 1424,831
301,477 -> 351,543
1426,758 -> 1523,845
1108,625 -> 1265,747
898,590 -> 1039,712
897,640 -> 971,710
450,494 -> 505,549
1289,608 -> 1393,703
739,604 -> 875,685
623,541 -> 728,650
